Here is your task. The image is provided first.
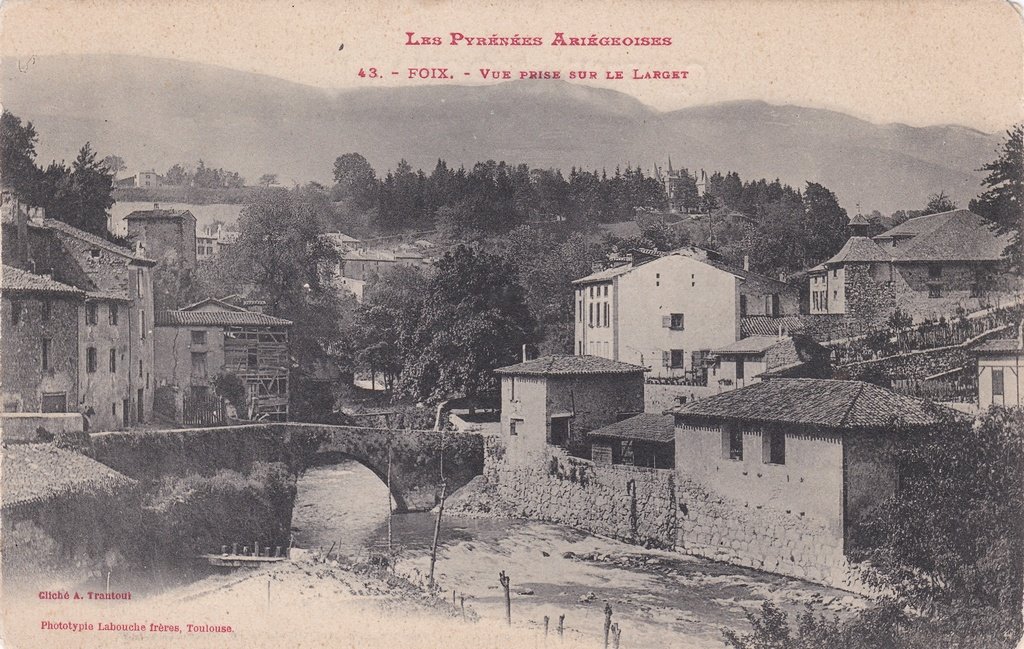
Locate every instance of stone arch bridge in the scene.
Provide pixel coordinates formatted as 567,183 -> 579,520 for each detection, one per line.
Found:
88,423 -> 485,512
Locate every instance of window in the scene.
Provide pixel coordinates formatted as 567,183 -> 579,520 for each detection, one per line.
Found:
578,300 -> 583,322
928,284 -> 942,299
139,359 -> 143,378
109,304 -> 118,325
736,358 -> 745,379
589,303 -> 594,326
510,418 -> 522,436
41,392 -> 67,413
41,338 -> 50,370
139,310 -> 146,339
669,313 -> 685,330
510,377 -> 516,401
928,263 -> 943,279
603,285 -> 608,297
589,286 -> 594,298
993,368 -> 1005,397
191,351 -> 208,378
670,349 -> 686,368
41,300 -> 51,322
86,347 -> 98,373
578,341 -> 583,355
89,248 -> 101,259
86,302 -> 98,325
763,429 -> 786,465
11,300 -> 22,324
112,402 -> 117,417
739,295 -> 747,318
723,427 -> 743,461
136,270 -> 144,298
191,330 -> 207,345
109,348 -> 117,373
603,303 -> 609,327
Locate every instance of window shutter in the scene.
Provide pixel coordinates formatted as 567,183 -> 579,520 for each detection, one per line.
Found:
662,315 -> 671,328
662,351 -> 671,367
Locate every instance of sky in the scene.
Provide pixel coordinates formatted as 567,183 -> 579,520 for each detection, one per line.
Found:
1,0 -> 1022,132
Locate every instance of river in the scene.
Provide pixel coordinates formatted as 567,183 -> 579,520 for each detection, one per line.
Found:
291,460 -> 865,649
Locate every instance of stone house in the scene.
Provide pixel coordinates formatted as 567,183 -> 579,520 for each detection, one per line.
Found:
708,334 -> 831,391
808,210 -> 1017,326
1,195 -> 157,427
972,336 -> 1023,408
572,249 -> 799,378
588,413 -> 675,469
125,205 -> 197,272
670,378 -> 950,587
1,266 -> 84,416
494,355 -> 646,465
154,297 -> 292,421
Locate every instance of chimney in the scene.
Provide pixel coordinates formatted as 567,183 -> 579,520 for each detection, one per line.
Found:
743,255 -> 750,272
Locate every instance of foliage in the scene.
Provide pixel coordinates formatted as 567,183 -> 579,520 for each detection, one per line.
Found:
723,600 -> 907,649
101,155 -> 126,176
213,372 -> 247,413
399,245 -> 536,402
162,159 -> 244,189
226,186 -> 359,419
970,124 -> 1023,270
256,173 -> 278,188
921,191 -> 957,215
333,152 -> 378,211
0,109 -> 42,198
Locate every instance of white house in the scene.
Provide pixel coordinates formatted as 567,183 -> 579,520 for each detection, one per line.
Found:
572,249 -> 799,378
972,337 -> 1023,408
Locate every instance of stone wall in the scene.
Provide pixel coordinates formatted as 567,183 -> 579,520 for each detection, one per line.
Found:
644,383 -> 720,412
1,293 -> 80,414
490,445 -> 678,547
1,413 -> 83,443
674,477 -> 862,589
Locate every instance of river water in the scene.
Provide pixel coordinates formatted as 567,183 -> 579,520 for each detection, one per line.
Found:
291,461 -> 864,649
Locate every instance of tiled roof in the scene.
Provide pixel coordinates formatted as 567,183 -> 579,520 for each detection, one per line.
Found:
671,378 -> 950,430
1,444 -> 136,510
495,355 -> 646,376
740,315 -> 811,337
714,336 -> 788,355
34,219 -> 157,265
890,210 -> 1012,262
875,211 -> 955,239
971,338 -> 1024,354
1,265 -> 85,296
155,310 -> 292,327
823,237 -> 891,265
85,290 -> 130,302
125,208 -> 195,222
571,263 -> 635,285
848,213 -> 871,227
181,297 -> 246,312
587,413 -> 674,443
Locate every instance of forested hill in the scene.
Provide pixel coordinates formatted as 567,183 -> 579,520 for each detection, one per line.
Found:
0,54 -> 1002,214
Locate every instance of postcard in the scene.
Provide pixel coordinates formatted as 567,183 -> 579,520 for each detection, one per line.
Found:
1,1 -> 1022,648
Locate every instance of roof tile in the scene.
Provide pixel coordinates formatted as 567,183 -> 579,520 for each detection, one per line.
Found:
1,444 -> 135,510
587,413 -> 674,443
1,265 -> 85,296
155,311 -> 292,327
495,355 -> 646,376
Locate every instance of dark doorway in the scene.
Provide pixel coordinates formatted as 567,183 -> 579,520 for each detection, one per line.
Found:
550,416 -> 570,446
137,388 -> 144,422
41,392 -> 67,413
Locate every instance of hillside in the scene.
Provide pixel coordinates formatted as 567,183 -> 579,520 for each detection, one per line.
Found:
0,54 -> 1003,214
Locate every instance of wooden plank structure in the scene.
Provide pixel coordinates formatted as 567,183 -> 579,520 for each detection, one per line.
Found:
223,325 -> 290,421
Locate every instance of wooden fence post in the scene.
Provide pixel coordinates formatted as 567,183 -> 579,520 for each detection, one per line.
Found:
428,480 -> 447,589
558,614 -> 564,640
603,603 -> 613,649
499,571 -> 511,626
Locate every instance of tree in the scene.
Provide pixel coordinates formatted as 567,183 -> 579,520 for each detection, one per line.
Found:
257,173 -> 278,188
231,186 -> 357,419
332,153 -> 378,212
970,124 -> 1023,269
36,143 -> 115,237
101,155 -> 126,177
922,190 -> 957,215
851,407 -> 1024,643
803,182 -> 849,264
0,109 -> 42,198
400,245 -> 536,402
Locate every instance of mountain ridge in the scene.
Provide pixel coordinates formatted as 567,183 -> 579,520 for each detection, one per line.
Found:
0,54 -> 1003,214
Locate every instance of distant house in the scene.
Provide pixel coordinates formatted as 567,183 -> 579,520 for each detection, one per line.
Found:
340,249 -> 428,282
809,210 -> 1017,325
153,297 -> 292,422
672,378 -> 951,586
134,170 -> 162,189
588,413 -> 675,469
972,336 -> 1023,408
494,355 -> 646,465
572,249 -> 798,378
322,232 -> 362,251
708,334 -> 830,391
